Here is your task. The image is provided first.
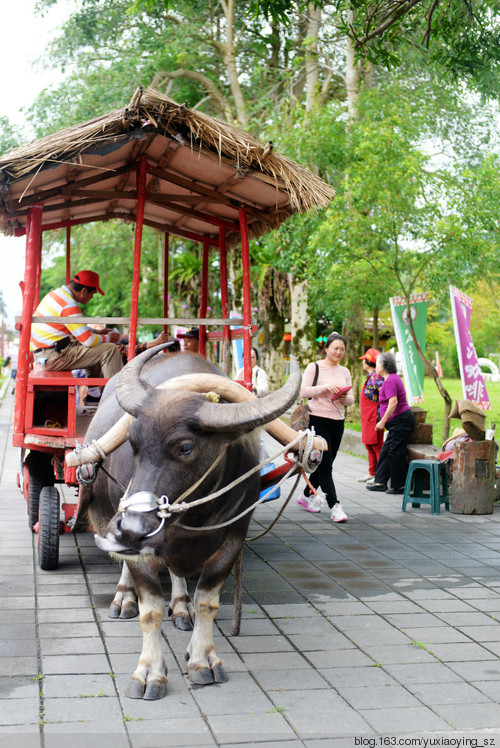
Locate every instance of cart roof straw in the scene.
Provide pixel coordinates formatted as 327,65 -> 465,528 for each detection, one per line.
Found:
0,87 -> 335,243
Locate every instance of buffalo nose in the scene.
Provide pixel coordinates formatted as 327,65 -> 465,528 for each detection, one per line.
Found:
118,511 -> 156,541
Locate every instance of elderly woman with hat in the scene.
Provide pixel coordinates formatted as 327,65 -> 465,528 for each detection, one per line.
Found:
358,348 -> 384,484
366,352 -> 415,494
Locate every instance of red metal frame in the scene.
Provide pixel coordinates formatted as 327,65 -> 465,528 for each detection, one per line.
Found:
163,232 -> 169,334
239,208 -> 253,389
128,155 -> 147,361
14,204 -> 43,442
199,241 -> 209,358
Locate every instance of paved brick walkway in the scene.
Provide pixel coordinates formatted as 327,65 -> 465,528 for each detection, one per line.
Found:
2,387 -> 500,746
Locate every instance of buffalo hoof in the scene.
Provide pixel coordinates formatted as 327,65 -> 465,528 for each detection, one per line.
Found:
109,602 -> 139,619
172,614 -> 193,631
126,677 -> 167,700
188,663 -> 228,686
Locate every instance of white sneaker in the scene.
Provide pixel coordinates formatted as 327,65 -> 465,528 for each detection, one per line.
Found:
366,476 -> 375,485
331,503 -> 347,523
357,474 -> 372,483
297,491 -> 321,513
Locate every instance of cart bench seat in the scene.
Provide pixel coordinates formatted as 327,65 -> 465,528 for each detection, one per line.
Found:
29,366 -> 108,387
24,367 -> 108,443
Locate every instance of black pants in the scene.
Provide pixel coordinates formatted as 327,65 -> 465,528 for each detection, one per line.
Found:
374,409 -> 415,489
304,415 -> 344,508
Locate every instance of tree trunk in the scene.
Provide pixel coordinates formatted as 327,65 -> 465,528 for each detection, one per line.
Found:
372,307 -> 379,349
259,268 -> 289,389
305,4 -> 321,112
342,303 -> 365,420
345,10 -> 361,120
219,0 -> 249,127
288,275 -> 315,370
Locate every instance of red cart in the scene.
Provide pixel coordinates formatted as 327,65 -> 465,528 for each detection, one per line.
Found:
0,88 -> 334,569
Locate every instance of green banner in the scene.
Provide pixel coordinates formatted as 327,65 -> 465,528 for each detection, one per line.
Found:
390,294 -> 428,405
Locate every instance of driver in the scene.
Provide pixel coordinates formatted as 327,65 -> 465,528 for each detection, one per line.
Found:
30,270 -> 123,379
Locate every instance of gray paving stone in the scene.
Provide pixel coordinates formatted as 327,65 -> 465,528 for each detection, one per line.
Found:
339,684 -> 421,709
359,644 -> 436,665
43,694 -> 124,723
206,711 -> 297,743
230,635 -> 294,653
399,626 -> 470,644
37,609 -> 96,624
268,689 -> 373,737
426,642 -> 496,661
41,654 -> 111,675
0,676 -> 40,700
433,701 -> 500,729
43,722 -> 128,739
39,637 -> 106,656
448,660 -> 500,681
42,673 -> 117,699
359,705 -> 450,733
0,697 -> 40,726
305,649 -> 375,669
383,662 -> 463,684
240,651 -> 311,671
0,657 -> 39,677
409,681 -> 490,704
253,667 -> 328,692
126,716 -> 215,745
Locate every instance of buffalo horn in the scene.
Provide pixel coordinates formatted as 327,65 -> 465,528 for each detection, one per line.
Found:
196,356 -> 301,433
115,343 -> 173,416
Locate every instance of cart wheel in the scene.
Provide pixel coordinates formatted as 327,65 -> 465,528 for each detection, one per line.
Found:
26,453 -> 54,532
38,486 -> 60,571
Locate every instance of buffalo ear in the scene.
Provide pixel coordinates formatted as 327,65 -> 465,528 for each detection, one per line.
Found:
116,344 -> 171,417
196,357 -> 301,433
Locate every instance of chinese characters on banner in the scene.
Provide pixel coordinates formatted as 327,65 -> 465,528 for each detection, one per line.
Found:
449,286 -> 491,410
390,294 -> 428,405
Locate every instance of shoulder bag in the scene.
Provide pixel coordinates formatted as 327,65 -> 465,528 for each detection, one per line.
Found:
290,363 -> 319,431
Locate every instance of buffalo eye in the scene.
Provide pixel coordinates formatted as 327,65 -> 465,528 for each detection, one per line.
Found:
177,440 -> 194,456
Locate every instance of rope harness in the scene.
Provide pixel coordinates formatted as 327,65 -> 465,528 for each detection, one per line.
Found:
76,429 -> 322,541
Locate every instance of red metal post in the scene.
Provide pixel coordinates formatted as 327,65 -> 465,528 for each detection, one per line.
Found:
66,226 -> 71,284
239,208 -> 252,390
199,241 -> 210,358
219,229 -> 230,374
33,229 -> 43,311
128,156 -> 147,362
14,204 -> 43,441
163,232 -> 169,334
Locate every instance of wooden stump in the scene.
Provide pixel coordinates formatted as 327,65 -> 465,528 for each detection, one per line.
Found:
450,440 -> 495,515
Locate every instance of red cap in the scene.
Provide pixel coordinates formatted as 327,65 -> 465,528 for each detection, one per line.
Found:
359,347 -> 380,364
177,327 -> 199,339
72,270 -> 105,295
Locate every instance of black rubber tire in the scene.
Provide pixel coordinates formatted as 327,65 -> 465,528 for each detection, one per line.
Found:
38,486 -> 60,571
26,453 -> 54,532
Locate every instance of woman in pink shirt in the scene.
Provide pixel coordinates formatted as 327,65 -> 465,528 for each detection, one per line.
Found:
297,333 -> 354,523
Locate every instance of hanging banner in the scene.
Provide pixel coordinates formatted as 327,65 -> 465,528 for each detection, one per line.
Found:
449,286 -> 491,411
390,293 -> 428,405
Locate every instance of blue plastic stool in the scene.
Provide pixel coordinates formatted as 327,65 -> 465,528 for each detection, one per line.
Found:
402,459 -> 449,515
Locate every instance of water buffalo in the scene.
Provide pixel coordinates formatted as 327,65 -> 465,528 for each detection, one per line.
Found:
77,347 -> 301,700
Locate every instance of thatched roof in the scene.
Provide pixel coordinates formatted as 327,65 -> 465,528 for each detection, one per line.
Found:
0,88 -> 335,246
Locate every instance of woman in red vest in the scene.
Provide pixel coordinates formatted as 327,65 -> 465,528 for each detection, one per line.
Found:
358,348 -> 384,484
